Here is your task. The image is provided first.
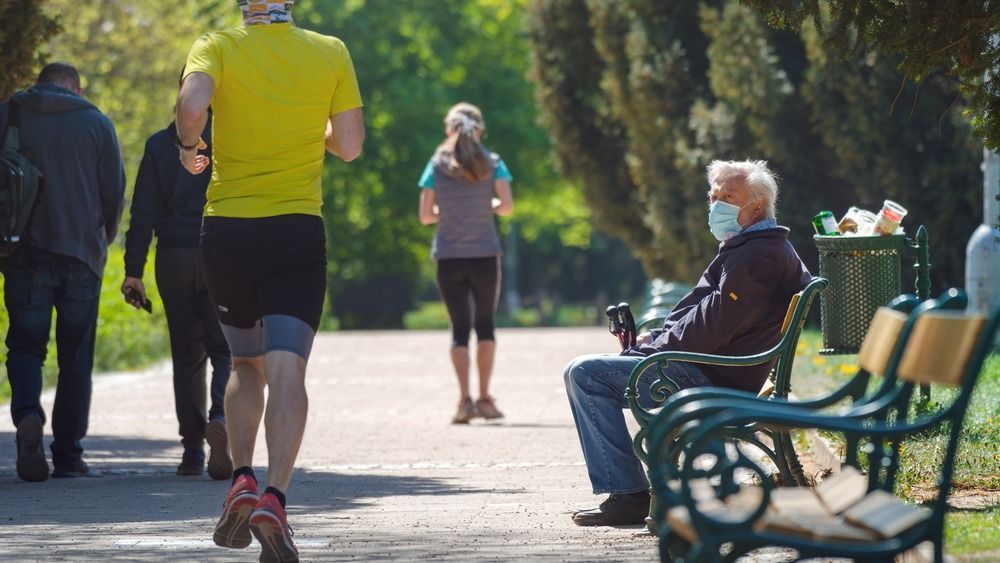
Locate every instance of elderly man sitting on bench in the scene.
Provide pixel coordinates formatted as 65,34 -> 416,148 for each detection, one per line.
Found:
564,159 -> 812,526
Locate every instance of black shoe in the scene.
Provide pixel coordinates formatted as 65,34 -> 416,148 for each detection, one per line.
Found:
572,491 -> 650,526
52,459 -> 89,478
15,413 -> 49,482
177,449 -> 205,476
205,418 -> 233,481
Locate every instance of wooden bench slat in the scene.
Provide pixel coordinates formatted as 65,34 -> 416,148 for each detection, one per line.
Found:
897,313 -> 987,386
842,490 -> 932,539
769,487 -> 828,517
762,512 -> 878,542
814,465 -> 868,514
857,308 -> 908,375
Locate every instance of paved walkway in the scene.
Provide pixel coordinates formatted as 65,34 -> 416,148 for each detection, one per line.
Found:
0,327 -> 661,562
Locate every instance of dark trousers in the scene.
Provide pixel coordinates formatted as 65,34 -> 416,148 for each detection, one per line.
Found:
155,248 -> 231,452
4,250 -> 101,467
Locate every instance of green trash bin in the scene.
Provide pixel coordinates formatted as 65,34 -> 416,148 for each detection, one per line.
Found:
815,234 -> 907,355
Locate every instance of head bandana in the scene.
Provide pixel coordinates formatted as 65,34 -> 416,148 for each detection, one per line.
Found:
447,112 -> 480,136
238,0 -> 294,25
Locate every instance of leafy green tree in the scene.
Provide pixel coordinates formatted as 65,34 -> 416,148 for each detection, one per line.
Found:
40,0 -> 236,179
0,0 -> 60,100
527,0 -> 657,275
299,0 -> 633,327
527,0 -> 982,289
744,0 -> 1000,150
32,0 -> 644,328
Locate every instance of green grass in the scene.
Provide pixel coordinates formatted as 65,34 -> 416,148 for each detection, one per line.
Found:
947,508 -> 1000,557
0,246 -> 170,403
793,328 -> 1000,555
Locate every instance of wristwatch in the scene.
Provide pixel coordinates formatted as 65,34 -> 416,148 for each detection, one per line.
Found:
175,134 -> 200,152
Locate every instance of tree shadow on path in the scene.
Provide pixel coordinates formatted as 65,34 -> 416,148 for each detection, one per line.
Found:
0,432 -> 501,527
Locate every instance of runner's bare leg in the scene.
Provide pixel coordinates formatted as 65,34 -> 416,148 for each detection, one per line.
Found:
450,347 -> 471,399
262,350 -> 308,491
476,340 -> 495,398
225,357 -> 266,469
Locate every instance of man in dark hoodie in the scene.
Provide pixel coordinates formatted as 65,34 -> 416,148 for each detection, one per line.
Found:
564,160 -> 811,526
121,109 -> 233,480
0,63 -> 126,482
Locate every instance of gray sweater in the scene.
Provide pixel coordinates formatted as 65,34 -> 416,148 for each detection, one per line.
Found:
0,83 -> 126,276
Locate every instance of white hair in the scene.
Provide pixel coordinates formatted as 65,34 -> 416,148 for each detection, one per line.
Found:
706,159 -> 779,218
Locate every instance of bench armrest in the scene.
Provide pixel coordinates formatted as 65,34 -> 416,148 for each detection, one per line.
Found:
626,347 -> 784,425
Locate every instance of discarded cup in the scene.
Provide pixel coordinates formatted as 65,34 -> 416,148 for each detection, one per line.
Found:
873,200 -> 907,236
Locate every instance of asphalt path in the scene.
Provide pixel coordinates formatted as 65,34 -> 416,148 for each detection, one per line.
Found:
0,327 -> 663,562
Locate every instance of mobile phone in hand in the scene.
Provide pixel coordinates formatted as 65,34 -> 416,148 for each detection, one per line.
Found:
125,288 -> 153,314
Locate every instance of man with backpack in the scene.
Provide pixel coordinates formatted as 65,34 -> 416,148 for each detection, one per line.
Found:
0,62 -> 126,482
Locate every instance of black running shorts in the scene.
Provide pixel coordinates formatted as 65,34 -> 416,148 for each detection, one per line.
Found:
200,214 -> 327,342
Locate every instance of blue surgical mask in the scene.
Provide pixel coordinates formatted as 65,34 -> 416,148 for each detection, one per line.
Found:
708,201 -> 745,241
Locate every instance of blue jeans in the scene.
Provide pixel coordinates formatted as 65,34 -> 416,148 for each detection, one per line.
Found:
4,250 -> 102,467
563,353 -> 711,494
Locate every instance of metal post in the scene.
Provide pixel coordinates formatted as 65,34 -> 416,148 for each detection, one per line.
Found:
913,226 -> 931,301
910,225 -> 932,402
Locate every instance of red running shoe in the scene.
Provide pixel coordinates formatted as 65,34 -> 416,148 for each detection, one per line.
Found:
213,475 -> 259,549
249,492 -> 299,563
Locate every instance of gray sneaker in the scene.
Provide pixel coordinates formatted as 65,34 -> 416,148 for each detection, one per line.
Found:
451,397 -> 478,424
475,397 -> 504,420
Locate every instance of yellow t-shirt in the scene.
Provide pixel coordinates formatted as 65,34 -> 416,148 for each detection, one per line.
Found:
183,24 -> 362,218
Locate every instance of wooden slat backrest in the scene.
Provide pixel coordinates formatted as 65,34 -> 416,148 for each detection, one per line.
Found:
897,312 -> 986,386
754,291 -> 803,399
857,308 -> 908,375
779,292 -> 802,335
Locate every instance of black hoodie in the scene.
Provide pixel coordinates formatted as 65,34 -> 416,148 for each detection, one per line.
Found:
123,119 -> 211,279
0,83 -> 126,276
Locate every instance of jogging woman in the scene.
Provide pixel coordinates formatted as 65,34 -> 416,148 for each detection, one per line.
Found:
418,102 -> 514,424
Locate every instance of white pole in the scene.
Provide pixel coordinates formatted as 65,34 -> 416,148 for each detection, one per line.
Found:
965,33 -> 1000,347
965,148 -> 1000,319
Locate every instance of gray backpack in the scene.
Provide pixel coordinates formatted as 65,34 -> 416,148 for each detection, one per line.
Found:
0,102 -> 43,257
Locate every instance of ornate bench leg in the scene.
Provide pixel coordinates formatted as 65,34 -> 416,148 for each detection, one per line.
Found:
778,432 -> 809,486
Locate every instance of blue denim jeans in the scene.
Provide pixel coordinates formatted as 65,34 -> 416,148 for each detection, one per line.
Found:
4,250 -> 102,467
563,353 -> 711,494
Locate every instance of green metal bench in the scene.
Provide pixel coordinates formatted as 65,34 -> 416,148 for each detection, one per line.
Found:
648,292 -> 999,562
636,280 -> 693,333
641,288 -> 951,494
626,277 -> 828,489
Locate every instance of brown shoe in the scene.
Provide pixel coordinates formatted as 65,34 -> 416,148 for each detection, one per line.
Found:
205,418 -> 234,481
475,397 -> 504,420
451,397 -> 477,424
16,413 -> 48,482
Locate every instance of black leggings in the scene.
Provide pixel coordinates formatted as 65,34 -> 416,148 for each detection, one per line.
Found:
436,257 -> 500,347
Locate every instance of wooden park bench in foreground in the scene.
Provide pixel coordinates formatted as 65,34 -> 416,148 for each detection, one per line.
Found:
646,290 -> 999,562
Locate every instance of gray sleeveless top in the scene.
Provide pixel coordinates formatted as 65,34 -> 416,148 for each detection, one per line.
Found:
430,152 -> 503,260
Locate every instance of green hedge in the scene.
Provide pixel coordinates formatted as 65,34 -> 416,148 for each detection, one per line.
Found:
0,246 -> 170,403
401,301 -> 600,330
